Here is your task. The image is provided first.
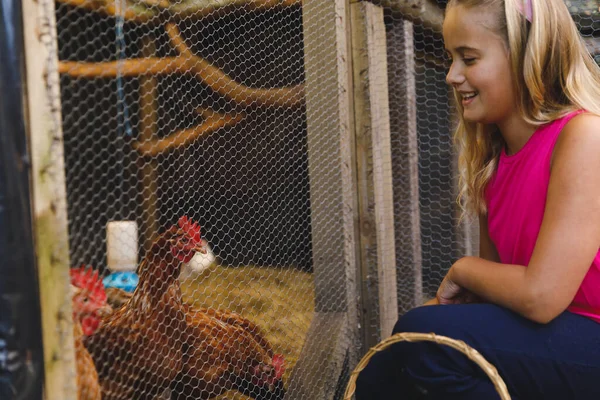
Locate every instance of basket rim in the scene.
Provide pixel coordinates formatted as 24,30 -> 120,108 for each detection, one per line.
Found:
344,331 -> 511,400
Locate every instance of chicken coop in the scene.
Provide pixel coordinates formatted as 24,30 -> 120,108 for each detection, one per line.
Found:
1,0 -> 599,399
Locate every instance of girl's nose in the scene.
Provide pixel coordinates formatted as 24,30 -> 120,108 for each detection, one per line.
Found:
446,63 -> 465,86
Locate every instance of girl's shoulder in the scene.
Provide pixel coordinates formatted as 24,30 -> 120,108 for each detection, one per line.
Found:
552,112 -> 600,170
557,112 -> 600,146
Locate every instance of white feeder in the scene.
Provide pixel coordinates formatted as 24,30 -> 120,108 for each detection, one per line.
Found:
181,240 -> 217,279
106,220 -> 138,272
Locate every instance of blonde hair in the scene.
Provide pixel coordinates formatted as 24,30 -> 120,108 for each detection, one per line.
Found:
447,0 -> 600,217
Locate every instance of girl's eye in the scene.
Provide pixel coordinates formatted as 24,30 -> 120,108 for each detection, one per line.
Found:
444,55 -> 453,68
463,58 -> 476,65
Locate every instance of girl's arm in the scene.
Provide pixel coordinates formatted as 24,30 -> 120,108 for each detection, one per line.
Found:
436,215 -> 501,305
423,297 -> 440,306
478,214 -> 501,263
446,114 -> 600,323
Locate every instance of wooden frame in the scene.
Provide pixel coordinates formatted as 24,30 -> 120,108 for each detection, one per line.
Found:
286,0 -> 360,398
350,1 -> 399,346
22,0 -> 77,398
386,17 -> 424,315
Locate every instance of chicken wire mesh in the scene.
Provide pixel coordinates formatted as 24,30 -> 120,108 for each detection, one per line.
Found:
55,1 -> 323,399
33,0 -> 600,399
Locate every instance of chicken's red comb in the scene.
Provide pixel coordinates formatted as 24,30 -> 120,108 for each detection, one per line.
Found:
273,354 -> 285,379
177,216 -> 202,244
70,265 -> 107,303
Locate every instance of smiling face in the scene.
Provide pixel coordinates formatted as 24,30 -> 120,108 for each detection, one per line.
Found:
443,4 -> 518,125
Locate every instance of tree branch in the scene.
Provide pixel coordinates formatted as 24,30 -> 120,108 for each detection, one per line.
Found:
59,57 -> 188,77
133,108 -> 245,157
59,54 -> 305,108
164,22 -> 304,107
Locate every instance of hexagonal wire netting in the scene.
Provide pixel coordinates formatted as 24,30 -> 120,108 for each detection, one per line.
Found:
42,0 -> 599,399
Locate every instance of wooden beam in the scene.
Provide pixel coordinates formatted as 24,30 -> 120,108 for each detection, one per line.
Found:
286,0 -> 359,398
387,18 -> 423,314
22,0 -> 77,398
350,1 -> 398,344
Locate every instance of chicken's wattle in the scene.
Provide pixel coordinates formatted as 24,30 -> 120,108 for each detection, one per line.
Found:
171,244 -> 197,263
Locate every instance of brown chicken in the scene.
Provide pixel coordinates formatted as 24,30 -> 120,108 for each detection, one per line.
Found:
101,259 -> 286,399
84,216 -> 207,400
104,287 -> 133,310
170,303 -> 286,400
70,266 -> 113,400
73,320 -> 102,400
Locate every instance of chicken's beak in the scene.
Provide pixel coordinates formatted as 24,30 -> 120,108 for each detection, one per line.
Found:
96,304 -> 113,318
194,244 -> 208,254
194,238 -> 209,254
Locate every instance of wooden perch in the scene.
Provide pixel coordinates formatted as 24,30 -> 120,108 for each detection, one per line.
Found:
59,57 -> 189,77
59,55 -> 305,108
133,108 -> 245,157
57,0 -> 154,23
165,22 -> 304,107
56,0 -> 301,24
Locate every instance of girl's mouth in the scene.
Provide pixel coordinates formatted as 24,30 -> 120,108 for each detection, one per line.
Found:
462,92 -> 478,106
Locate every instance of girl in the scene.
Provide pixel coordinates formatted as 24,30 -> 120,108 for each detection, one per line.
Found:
356,0 -> 600,399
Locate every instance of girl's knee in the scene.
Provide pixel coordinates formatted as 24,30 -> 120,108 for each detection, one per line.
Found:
393,305 -> 446,335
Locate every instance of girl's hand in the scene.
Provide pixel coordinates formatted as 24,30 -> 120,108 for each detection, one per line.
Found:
436,270 -> 482,305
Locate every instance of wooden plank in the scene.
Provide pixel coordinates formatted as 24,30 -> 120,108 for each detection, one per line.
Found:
387,19 -> 423,314
138,38 -> 160,253
301,0 -> 357,322
365,3 -> 398,340
285,0 -> 359,398
351,2 -> 398,345
22,0 -> 77,398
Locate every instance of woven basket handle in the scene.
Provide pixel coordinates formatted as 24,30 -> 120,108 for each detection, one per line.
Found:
344,332 -> 511,400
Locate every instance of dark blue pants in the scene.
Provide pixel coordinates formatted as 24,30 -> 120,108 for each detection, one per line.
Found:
355,304 -> 600,399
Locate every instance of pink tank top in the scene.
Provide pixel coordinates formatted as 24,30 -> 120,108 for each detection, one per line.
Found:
485,110 -> 600,323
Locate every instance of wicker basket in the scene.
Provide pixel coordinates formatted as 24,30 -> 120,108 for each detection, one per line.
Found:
344,332 -> 511,400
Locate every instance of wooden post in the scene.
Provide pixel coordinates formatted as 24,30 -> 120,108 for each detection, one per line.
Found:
350,2 -> 398,345
138,37 -> 160,253
22,0 -> 77,398
286,0 -> 360,398
387,19 -> 423,314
